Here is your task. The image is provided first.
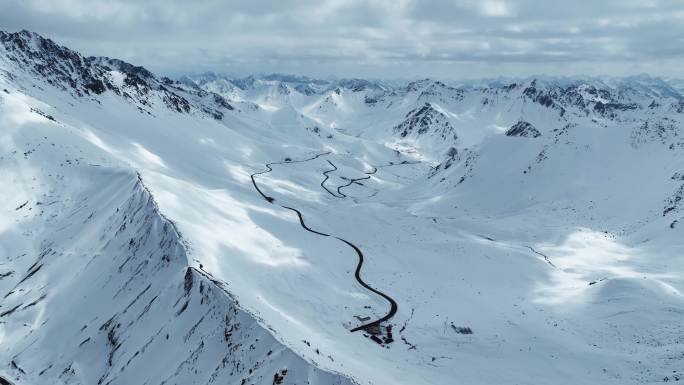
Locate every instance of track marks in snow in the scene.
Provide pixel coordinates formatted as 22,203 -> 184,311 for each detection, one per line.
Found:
525,246 -> 557,268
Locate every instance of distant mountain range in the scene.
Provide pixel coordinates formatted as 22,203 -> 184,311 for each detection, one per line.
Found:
1,29 -> 683,385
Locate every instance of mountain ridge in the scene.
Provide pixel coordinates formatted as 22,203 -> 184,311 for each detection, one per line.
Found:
1,29 -> 682,385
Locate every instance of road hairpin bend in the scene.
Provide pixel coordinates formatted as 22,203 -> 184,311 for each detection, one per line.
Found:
320,160 -> 344,198
249,152 -> 398,337
336,166 -> 377,198
249,151 -> 331,202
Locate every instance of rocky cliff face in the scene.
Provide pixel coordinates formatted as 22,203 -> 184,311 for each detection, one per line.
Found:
394,103 -> 457,141
505,121 -> 541,138
0,30 -> 233,118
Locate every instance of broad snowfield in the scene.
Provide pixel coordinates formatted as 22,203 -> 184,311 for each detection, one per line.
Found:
0,30 -> 682,385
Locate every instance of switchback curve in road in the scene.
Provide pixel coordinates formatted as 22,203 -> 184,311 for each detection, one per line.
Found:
249,153 -> 398,335
336,166 -> 377,198
320,160 -> 344,198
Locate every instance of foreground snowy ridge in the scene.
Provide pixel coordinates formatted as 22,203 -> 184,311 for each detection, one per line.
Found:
0,154 -> 354,384
1,29 -> 683,385
0,31 -> 355,385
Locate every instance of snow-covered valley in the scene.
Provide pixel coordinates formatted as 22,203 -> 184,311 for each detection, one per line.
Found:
0,30 -> 683,385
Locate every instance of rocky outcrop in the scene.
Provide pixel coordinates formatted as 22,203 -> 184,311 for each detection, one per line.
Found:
0,30 -> 232,118
393,103 -> 457,141
505,121 -> 541,138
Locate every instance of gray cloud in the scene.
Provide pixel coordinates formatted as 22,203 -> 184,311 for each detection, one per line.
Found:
1,0 -> 683,79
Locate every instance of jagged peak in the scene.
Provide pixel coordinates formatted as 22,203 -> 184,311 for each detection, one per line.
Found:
505,120 -> 541,138
403,78 -> 433,93
394,101 -> 457,142
1,29 -> 44,43
332,78 -> 388,93
0,29 -> 239,118
0,29 -> 74,60
87,56 -> 155,81
405,102 -> 440,118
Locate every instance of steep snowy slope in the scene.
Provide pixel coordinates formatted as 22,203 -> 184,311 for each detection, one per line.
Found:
0,63 -> 354,385
1,30 -> 683,385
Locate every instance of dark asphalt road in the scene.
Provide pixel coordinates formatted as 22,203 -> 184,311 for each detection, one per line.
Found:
249,153 -> 398,334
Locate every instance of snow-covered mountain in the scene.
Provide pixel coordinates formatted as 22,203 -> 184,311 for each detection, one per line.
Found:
1,30 -> 682,385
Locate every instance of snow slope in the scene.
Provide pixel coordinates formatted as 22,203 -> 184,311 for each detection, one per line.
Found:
1,30 -> 683,385
0,69 -> 353,385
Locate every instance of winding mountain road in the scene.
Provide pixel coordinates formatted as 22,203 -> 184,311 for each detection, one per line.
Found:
320,160 -> 344,198
336,237 -> 398,332
336,166 -> 377,198
374,160 -> 422,168
249,151 -> 331,203
249,153 -> 398,335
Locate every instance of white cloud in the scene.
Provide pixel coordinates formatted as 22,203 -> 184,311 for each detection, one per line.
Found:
1,0 -> 683,78
23,0 -> 143,22
480,1 -> 513,17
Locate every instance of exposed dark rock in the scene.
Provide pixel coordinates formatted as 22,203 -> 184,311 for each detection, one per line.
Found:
0,30 -> 231,119
593,101 -> 638,118
184,267 -> 194,295
393,103 -> 457,141
505,121 -> 541,138
631,118 -> 681,148
364,95 -> 378,106
450,325 -> 473,334
664,184 -> 684,216
417,80 -> 464,103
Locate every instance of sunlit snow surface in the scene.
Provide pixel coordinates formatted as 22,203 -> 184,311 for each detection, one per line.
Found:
1,34 -> 683,385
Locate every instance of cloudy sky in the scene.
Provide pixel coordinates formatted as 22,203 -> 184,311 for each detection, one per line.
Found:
2,0 -> 684,79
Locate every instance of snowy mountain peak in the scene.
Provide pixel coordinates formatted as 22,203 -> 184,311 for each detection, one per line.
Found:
390,102 -> 459,158
0,30 -> 239,119
2,28 -> 683,385
0,29 -> 112,96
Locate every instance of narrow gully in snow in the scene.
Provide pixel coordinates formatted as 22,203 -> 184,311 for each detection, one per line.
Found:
525,246 -> 557,268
